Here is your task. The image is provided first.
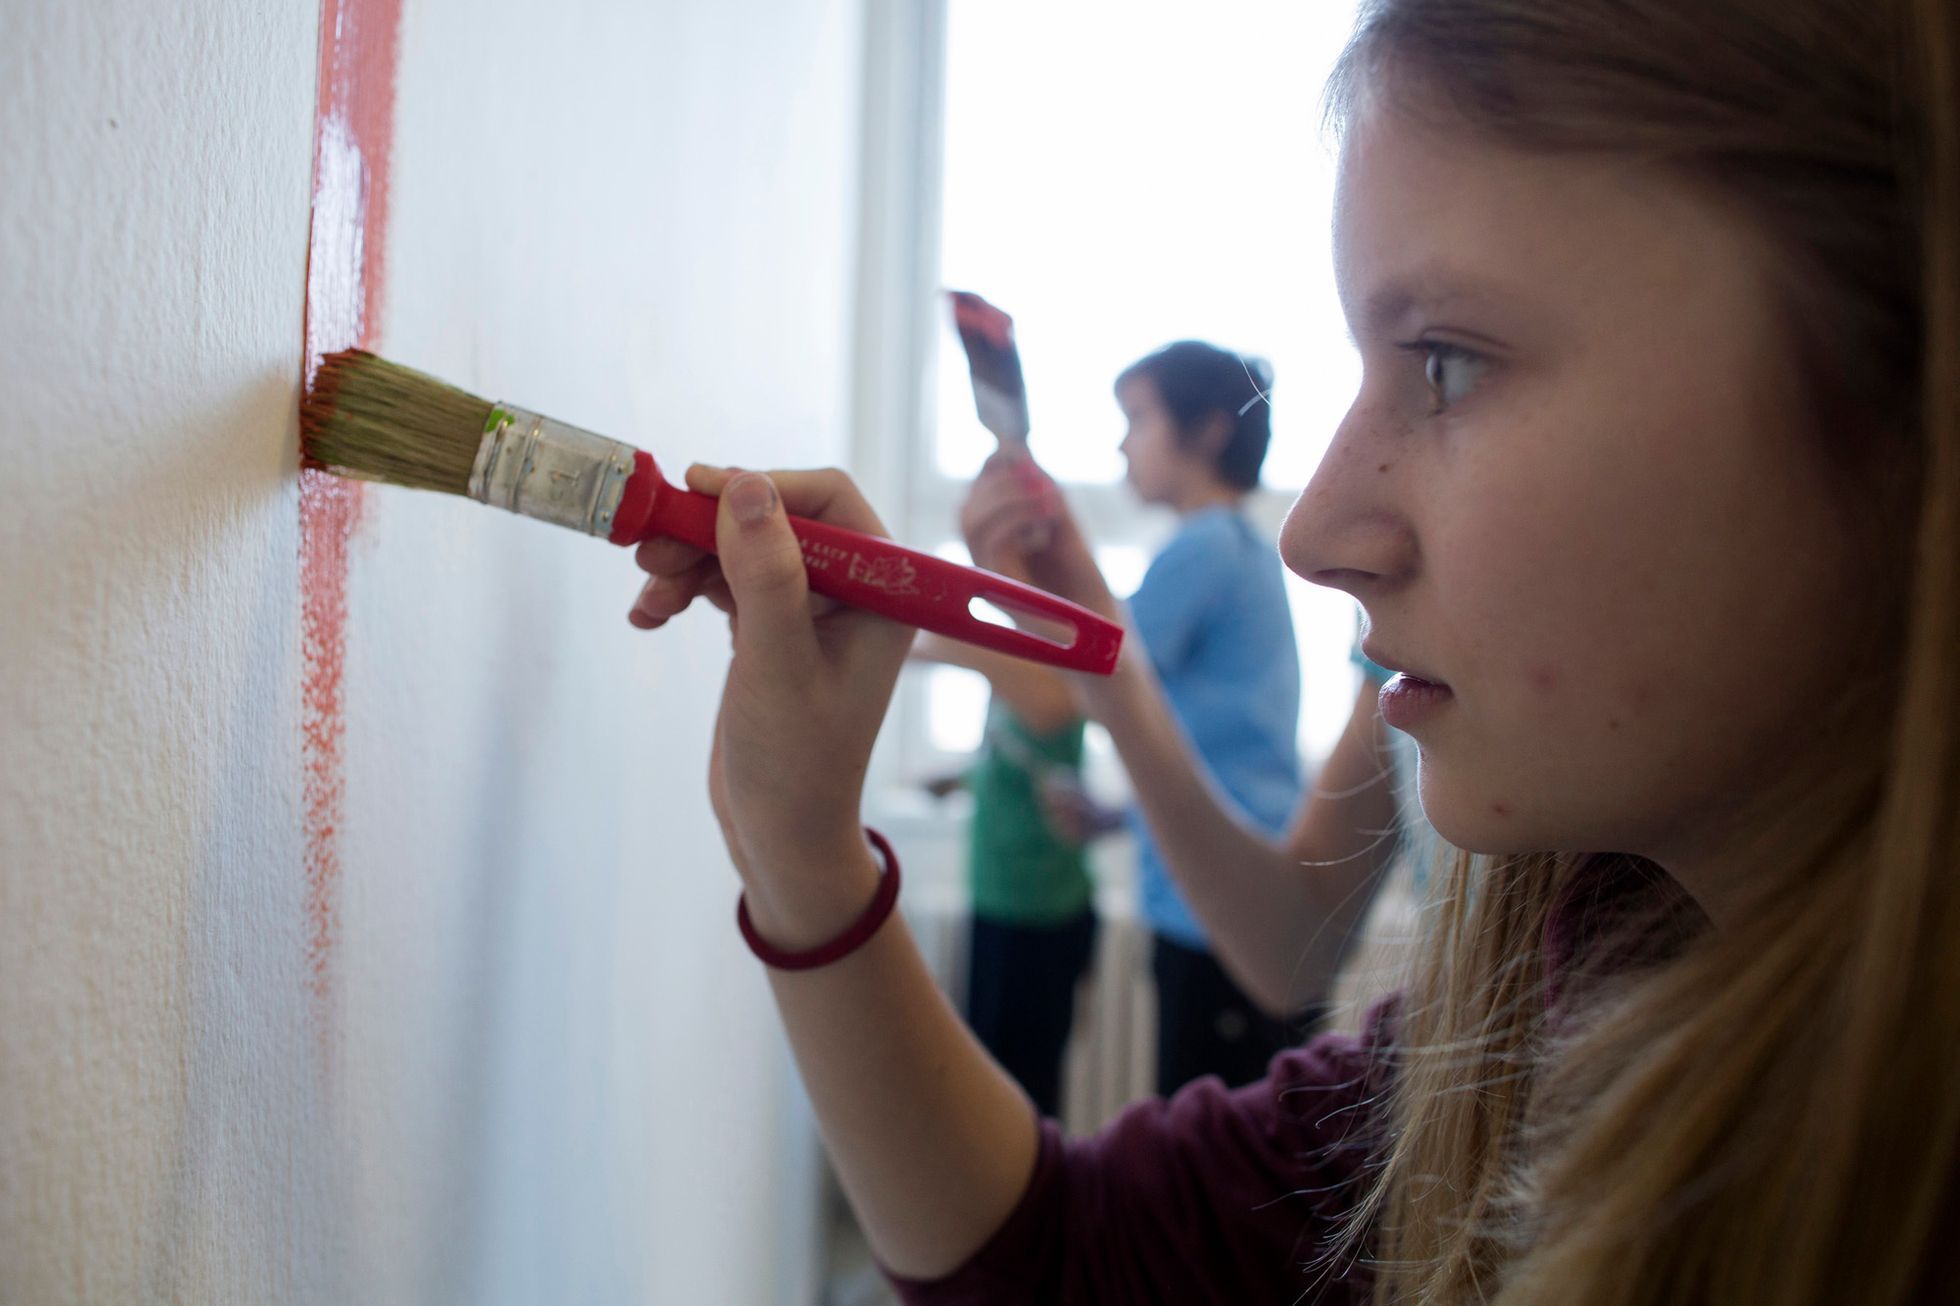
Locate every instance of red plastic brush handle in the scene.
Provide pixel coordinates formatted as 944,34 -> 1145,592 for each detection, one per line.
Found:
608,454 -> 1123,675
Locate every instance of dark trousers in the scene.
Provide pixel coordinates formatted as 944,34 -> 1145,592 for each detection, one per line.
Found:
965,911 -> 1100,1117
1150,932 -> 1317,1096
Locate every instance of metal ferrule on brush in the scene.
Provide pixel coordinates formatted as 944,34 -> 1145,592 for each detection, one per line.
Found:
467,404 -> 636,539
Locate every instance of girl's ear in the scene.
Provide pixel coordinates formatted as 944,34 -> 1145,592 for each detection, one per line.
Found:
1191,412 -> 1234,463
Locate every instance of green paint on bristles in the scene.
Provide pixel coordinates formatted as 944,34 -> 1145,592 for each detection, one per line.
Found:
299,349 -> 498,497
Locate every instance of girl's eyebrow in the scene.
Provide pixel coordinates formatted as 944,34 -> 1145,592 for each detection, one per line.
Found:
1346,269 -> 1527,341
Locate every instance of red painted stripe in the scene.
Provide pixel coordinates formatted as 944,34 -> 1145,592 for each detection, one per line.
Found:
300,0 -> 402,1001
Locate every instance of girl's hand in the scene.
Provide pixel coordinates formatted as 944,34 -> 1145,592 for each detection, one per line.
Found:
960,450 -> 1122,624
628,464 -> 913,942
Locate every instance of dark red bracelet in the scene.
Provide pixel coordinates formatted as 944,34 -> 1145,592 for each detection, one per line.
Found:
737,828 -> 901,971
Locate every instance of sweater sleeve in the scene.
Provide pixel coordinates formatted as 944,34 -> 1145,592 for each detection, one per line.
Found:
884,1005 -> 1398,1306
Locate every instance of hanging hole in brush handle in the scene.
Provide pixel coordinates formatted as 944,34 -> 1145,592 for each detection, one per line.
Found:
964,591 -> 1082,658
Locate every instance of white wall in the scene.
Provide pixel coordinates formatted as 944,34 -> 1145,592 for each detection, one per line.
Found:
1,0 -> 865,1301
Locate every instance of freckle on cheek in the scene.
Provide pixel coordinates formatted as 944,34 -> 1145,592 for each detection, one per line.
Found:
1377,463 -> 1391,473
1607,717 -> 1622,731
1529,664 -> 1559,693
1491,801 -> 1512,817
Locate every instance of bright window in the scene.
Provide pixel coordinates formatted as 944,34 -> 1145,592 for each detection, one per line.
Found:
901,0 -> 1367,789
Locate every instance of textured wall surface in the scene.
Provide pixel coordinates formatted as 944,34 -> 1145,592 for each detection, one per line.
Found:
0,0 -> 864,1300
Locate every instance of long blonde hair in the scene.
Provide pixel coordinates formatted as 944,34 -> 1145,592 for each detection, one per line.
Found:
1321,0 -> 1960,1300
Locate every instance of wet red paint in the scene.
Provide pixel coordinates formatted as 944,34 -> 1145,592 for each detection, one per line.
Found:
300,0 -> 401,998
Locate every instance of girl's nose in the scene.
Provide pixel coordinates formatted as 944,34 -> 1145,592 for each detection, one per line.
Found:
1279,400 -> 1417,597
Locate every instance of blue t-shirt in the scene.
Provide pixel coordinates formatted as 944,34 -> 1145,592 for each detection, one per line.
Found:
1127,507 -> 1301,948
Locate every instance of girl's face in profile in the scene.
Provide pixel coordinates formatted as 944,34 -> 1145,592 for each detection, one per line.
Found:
1281,88 -> 1880,914
1116,374 -> 1204,508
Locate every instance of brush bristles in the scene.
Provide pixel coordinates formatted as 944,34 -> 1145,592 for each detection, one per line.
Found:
300,349 -> 496,496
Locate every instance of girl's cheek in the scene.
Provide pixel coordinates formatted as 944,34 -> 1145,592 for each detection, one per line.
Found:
1526,663 -> 1563,696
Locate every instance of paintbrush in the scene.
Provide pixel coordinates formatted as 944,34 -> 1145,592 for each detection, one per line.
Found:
300,349 -> 1123,674
947,289 -> 1057,547
948,290 -> 1030,446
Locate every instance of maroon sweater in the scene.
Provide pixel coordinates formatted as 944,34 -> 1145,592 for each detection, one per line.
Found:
886,1004 -> 1399,1305
886,859 -> 1696,1304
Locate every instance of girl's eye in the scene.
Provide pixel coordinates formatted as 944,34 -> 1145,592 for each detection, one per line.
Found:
1398,340 -> 1490,412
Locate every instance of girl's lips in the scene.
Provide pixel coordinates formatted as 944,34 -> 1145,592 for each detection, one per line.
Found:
1378,672 -> 1455,730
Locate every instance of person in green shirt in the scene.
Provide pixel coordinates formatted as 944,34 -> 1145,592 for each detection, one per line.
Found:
916,631 -> 1101,1117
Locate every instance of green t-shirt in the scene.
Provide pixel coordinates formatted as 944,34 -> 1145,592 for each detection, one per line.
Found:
966,701 -> 1095,925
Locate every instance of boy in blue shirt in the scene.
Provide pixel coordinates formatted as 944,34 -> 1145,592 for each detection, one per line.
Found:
1113,342 -> 1309,1093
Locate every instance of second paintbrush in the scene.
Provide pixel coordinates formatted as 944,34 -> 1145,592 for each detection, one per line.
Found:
300,349 -> 1123,675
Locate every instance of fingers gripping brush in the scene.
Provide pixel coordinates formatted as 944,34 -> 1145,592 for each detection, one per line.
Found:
300,349 -> 1123,674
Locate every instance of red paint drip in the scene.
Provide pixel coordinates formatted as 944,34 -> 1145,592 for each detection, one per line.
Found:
300,0 -> 401,1000
299,473 -> 358,992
